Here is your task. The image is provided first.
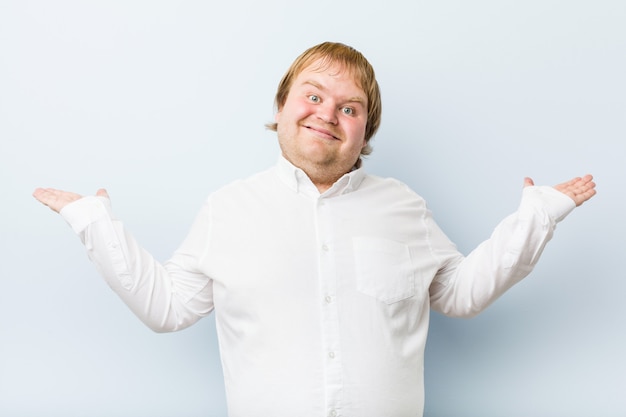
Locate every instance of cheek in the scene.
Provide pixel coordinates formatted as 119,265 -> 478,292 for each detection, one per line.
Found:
349,121 -> 368,147
288,99 -> 315,118
275,104 -> 299,125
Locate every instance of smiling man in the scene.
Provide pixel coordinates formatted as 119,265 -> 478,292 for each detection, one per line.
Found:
273,55 -> 371,192
33,42 -> 596,417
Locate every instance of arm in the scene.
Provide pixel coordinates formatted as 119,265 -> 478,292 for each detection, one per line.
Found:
33,188 -> 214,332
429,175 -> 596,318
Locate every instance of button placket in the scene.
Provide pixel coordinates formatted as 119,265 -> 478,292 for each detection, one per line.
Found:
316,197 -> 343,414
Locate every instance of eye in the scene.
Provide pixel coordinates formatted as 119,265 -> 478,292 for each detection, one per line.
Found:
342,107 -> 354,116
308,95 -> 320,103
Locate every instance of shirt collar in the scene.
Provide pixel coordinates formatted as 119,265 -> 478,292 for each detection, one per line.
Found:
276,155 -> 366,198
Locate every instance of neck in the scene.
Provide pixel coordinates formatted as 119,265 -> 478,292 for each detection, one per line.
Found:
308,158 -> 362,193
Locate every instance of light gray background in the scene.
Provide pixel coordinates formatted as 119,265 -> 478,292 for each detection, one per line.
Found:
1,1 -> 624,416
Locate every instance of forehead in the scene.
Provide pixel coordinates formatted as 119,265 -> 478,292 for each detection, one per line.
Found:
297,59 -> 358,83
294,60 -> 366,98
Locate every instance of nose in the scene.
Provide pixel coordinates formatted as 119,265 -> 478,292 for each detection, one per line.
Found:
317,102 -> 338,125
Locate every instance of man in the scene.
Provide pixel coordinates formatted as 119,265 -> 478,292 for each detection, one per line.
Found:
33,42 -> 596,417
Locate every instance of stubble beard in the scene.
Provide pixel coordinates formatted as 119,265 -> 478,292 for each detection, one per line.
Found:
278,129 -> 358,190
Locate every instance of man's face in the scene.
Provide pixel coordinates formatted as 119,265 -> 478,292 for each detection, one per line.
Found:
275,61 -> 368,187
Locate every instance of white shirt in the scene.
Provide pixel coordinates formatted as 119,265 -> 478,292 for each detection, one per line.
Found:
61,156 -> 575,417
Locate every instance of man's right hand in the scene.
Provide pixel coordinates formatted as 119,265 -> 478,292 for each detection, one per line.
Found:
33,188 -> 109,213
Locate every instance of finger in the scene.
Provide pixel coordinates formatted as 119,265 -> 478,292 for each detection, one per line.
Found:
523,177 -> 535,187
96,188 -> 110,199
563,174 -> 594,189
566,176 -> 595,194
555,177 -> 582,190
32,187 -> 47,201
555,176 -> 590,193
553,174 -> 597,207
33,187 -> 61,205
32,187 -> 82,213
32,188 -> 62,212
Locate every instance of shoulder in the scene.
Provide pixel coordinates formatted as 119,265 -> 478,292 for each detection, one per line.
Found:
361,173 -> 425,199
353,173 -> 429,214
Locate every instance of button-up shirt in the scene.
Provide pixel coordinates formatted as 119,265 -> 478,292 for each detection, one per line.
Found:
60,156 -> 575,417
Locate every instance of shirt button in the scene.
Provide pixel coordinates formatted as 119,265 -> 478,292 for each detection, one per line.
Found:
328,351 -> 335,359
325,295 -> 332,304
329,410 -> 337,417
321,244 -> 329,252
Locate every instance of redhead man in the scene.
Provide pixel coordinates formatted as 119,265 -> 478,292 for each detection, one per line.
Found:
34,42 -> 596,417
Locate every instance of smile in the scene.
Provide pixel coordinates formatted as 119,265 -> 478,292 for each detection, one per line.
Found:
305,125 -> 340,141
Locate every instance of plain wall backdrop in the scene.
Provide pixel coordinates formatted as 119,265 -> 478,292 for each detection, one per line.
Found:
1,0 -> 624,416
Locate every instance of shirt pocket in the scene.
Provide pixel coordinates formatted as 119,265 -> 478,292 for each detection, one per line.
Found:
353,237 -> 415,304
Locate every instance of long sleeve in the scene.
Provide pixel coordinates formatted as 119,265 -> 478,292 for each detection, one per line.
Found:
429,185 -> 576,318
60,196 -> 214,332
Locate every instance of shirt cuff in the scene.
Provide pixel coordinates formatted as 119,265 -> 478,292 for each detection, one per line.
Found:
522,185 -> 576,223
59,196 -> 113,235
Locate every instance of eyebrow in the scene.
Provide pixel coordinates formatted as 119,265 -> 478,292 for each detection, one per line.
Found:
303,80 -> 367,105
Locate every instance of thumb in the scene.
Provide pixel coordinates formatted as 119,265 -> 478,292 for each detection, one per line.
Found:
96,188 -> 110,199
523,177 -> 534,188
